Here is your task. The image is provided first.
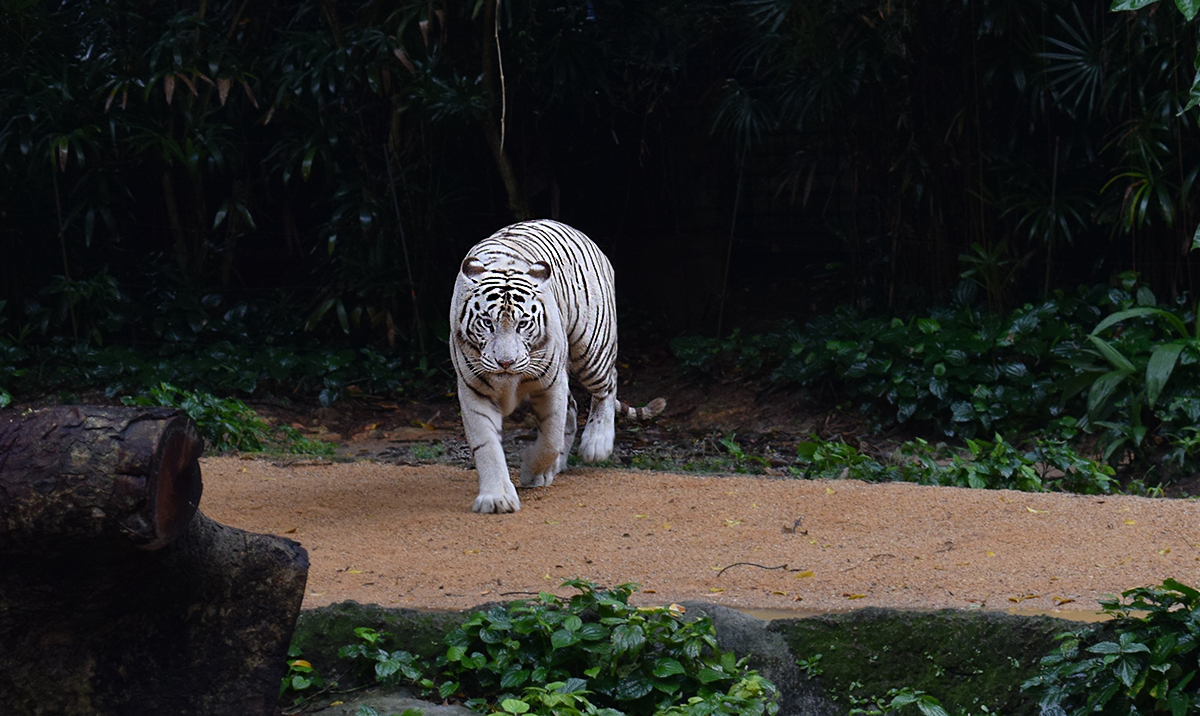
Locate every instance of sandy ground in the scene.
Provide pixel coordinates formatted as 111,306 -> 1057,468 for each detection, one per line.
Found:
197,456 -> 1200,618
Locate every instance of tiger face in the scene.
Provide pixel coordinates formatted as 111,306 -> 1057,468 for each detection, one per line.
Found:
457,257 -> 554,379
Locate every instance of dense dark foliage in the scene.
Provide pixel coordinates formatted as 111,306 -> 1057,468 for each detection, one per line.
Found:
4,0 -> 1200,419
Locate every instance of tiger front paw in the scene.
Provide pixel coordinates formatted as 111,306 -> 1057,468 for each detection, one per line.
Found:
473,487 -> 521,513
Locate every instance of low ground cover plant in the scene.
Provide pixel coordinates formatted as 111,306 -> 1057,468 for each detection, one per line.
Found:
793,434 -> 1115,494
1022,578 -> 1200,715
333,580 -> 778,716
675,275 -> 1200,490
122,382 -> 334,455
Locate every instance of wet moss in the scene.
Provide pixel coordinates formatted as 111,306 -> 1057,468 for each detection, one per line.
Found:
771,608 -> 1090,715
290,600 -> 470,688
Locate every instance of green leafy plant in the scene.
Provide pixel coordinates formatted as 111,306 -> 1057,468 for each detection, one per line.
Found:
794,434 -> 1115,494
1075,282 -> 1200,462
279,646 -> 328,706
338,627 -> 425,686
338,580 -> 778,716
122,382 -> 334,455
718,434 -> 770,473
1022,578 -> 1200,715
846,686 -> 950,716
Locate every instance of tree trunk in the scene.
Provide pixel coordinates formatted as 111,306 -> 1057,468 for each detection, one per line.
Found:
0,406 -> 309,715
0,405 -> 203,551
480,0 -> 531,221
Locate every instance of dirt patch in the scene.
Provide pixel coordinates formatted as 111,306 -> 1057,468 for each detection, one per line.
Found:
199,456 -> 1200,615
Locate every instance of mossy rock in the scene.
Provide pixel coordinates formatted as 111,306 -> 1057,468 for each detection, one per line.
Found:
771,607 -> 1090,715
290,601 -> 471,688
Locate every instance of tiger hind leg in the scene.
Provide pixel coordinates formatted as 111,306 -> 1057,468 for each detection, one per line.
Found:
558,391 -> 578,473
579,391 -> 616,463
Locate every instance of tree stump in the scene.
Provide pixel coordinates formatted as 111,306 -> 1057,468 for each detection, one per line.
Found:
0,406 -> 310,716
0,405 -> 203,550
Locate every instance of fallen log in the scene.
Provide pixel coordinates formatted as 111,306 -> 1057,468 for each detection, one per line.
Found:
0,405 -> 203,550
0,406 -> 309,715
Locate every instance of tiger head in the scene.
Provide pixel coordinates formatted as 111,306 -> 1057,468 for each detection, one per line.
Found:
456,256 -> 557,377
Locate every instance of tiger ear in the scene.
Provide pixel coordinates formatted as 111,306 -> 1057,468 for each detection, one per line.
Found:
461,257 -> 486,279
528,261 -> 551,283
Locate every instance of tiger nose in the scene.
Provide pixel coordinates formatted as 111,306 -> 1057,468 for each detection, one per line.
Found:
497,359 -> 515,369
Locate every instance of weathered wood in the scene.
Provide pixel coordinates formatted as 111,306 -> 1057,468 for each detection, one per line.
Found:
0,406 -> 203,550
0,510 -> 309,716
0,405 -> 309,715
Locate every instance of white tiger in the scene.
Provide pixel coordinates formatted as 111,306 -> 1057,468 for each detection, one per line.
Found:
450,219 -> 666,513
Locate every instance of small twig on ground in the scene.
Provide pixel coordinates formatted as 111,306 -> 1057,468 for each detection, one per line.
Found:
839,553 -> 897,573
716,562 -> 800,578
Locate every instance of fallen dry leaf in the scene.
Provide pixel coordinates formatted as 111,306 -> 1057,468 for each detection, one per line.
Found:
1008,594 -> 1040,603
844,593 -> 866,600
795,571 -> 815,579
1026,507 -> 1048,514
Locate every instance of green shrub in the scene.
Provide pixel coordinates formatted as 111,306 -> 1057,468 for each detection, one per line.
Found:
672,293 -> 1098,438
122,382 -> 334,455
794,434 -> 1115,494
1023,578 -> 1200,715
337,580 -> 778,716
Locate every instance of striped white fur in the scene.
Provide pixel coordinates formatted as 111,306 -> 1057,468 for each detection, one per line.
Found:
450,220 -> 665,513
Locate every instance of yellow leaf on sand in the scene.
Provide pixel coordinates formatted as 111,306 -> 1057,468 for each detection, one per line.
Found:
662,522 -> 672,530
825,487 -> 836,495
347,569 -> 364,574
1125,519 -> 1136,525
462,549 -> 480,554
544,519 -> 561,525
1158,548 -> 1171,555
772,591 -> 787,596
1053,597 -> 1075,606
635,514 -> 649,519
1026,507 -> 1048,514
1008,594 -> 1040,603
795,571 -> 815,579
844,593 -> 866,600
724,519 -> 743,527
987,551 -> 996,557
710,565 -> 723,571
710,587 -> 726,593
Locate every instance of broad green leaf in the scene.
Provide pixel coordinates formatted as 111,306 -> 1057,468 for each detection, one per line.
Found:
1114,656 -> 1139,688
696,668 -> 727,684
1086,335 -> 1136,373
301,147 -> 317,180
551,628 -> 581,649
500,699 -> 530,714
916,700 -> 952,716
611,624 -> 645,654
652,658 -> 686,678
1146,342 -> 1184,408
1093,306 -> 1190,339
1108,0 -> 1156,11
579,623 -> 610,641
1175,0 -> 1200,20
500,667 -> 530,689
